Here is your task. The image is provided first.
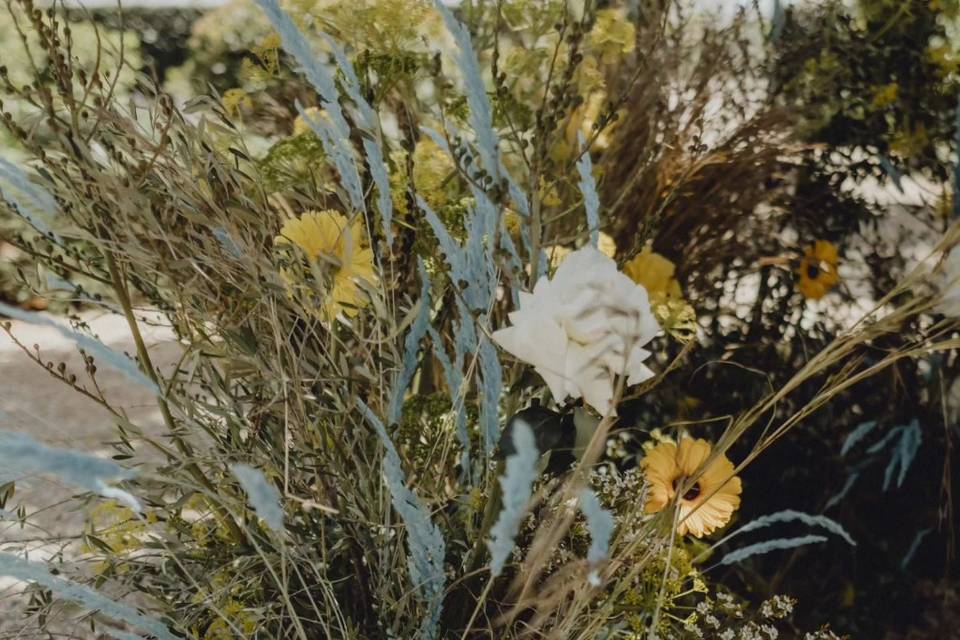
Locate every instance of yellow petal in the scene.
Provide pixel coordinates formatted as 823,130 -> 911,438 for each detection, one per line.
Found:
676,438 -> 712,476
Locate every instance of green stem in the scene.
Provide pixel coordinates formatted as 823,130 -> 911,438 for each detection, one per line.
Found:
104,251 -> 244,541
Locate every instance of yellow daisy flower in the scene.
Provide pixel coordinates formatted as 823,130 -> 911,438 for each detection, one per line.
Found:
624,246 -> 698,341
641,438 -> 742,538
623,246 -> 683,303
275,210 -> 377,322
797,240 -> 840,300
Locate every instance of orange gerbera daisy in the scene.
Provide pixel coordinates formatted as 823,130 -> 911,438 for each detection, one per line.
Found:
797,240 -> 840,300
641,438 -> 742,537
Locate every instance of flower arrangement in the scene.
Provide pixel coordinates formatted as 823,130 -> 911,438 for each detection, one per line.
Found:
0,0 -> 958,638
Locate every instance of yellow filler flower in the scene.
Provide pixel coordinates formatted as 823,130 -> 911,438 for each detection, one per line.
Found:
797,240 -> 840,300
641,438 -> 742,538
623,246 -> 683,303
275,210 -> 376,322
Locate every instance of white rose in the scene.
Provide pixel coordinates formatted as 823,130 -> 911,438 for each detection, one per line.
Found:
937,244 -> 960,317
492,246 -> 660,415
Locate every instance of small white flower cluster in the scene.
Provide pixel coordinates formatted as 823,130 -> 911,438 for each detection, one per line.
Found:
677,592 -> 829,640
591,466 -> 646,529
760,594 -> 795,619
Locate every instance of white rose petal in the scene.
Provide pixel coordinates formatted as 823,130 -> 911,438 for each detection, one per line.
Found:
492,246 -> 660,415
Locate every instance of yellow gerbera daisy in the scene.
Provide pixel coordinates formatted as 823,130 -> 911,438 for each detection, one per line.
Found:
641,438 -> 742,538
623,246 -> 683,303
797,240 -> 840,300
274,210 -> 377,322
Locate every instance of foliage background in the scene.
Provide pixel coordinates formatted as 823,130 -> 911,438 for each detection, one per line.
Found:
0,0 -> 958,638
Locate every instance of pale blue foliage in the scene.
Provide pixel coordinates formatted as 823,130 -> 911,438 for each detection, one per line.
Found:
253,0 -> 343,125
105,630 -> 149,640
420,126 -> 452,154
418,189 -> 495,312
879,156 -> 904,194
254,0 -> 367,212
770,0 -> 785,44
502,164 -> 530,218
427,324 -> 470,471
427,326 -> 461,402
881,420 -> 922,491
462,204 -> 497,310
902,528 -> 932,570
0,301 -> 159,395
422,117 -> 528,241
421,124 -> 527,278
861,421 -> 922,490
0,183 -> 55,237
296,103 -> 365,211
414,142 -> 496,309
0,157 -> 57,214
841,420 -> 877,457
866,425 -> 902,454
320,34 -> 377,130
0,552 -> 179,640
388,261 -> 431,425
45,274 -> 119,311
357,400 -> 445,639
418,195 -> 466,279
477,335 -> 502,457
0,157 -> 62,242
450,301 -> 479,470
231,464 -> 284,533
824,472 -> 860,510
579,488 -> 614,586
435,2 -> 499,181
0,430 -> 140,512
470,188 -> 499,266
576,132 -> 600,247
212,227 -> 243,258
421,122 -> 530,262
734,509 -> 855,546
452,297 -> 477,370
720,535 -> 828,566
317,32 -> 395,242
488,420 -> 538,576
363,137 -> 395,246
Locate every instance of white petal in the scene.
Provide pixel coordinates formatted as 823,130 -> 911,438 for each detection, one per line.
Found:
566,343 -> 615,415
538,366 -> 573,405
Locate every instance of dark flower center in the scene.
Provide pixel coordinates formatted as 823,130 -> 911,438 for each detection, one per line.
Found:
674,479 -> 701,501
806,263 -> 821,279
